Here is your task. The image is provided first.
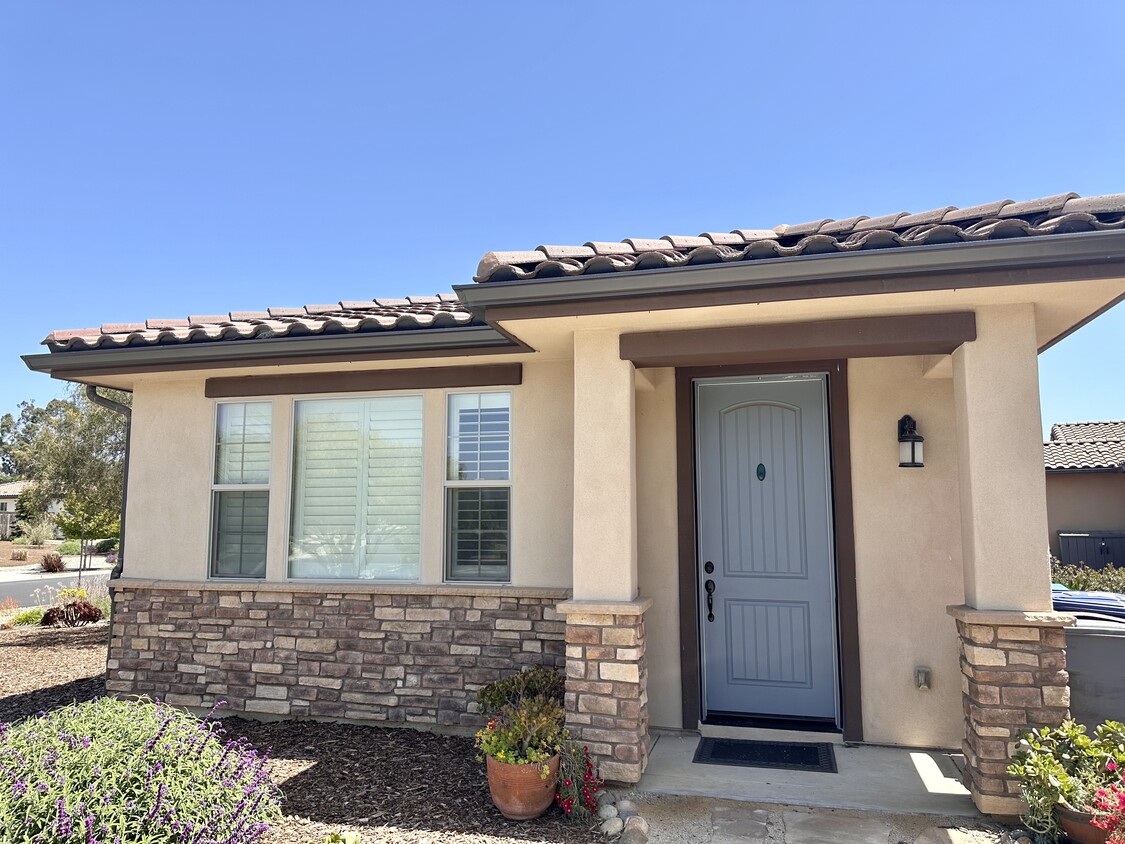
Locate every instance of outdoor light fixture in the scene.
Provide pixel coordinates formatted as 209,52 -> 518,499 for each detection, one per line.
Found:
898,415 -> 924,468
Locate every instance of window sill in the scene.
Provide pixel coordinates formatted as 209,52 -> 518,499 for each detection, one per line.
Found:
111,577 -> 571,600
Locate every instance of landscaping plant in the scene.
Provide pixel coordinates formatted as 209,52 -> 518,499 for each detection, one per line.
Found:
15,515 -> 55,548
11,607 -> 45,626
9,549 -> 27,562
477,664 -> 565,716
1053,561 -> 1125,595
475,696 -> 565,770
1009,719 -> 1125,840
553,738 -> 603,822
0,697 -> 283,843
39,552 -> 65,573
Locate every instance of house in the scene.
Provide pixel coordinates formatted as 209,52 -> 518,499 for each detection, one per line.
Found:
0,480 -> 26,539
1044,421 -> 1125,564
23,191 -> 1125,816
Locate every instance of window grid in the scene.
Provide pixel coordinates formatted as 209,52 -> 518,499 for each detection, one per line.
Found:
210,402 -> 272,579
445,392 -> 511,583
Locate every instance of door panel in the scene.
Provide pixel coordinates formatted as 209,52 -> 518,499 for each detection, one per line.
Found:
697,375 -> 838,721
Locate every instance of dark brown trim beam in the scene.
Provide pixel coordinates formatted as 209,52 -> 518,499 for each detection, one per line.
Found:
623,312 -> 976,369
205,363 -> 523,398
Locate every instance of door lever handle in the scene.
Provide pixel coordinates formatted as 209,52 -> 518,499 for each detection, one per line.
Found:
704,579 -> 716,623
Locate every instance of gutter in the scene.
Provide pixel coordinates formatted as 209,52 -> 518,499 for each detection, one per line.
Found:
84,386 -> 131,581
23,325 -> 520,378
455,229 -> 1125,311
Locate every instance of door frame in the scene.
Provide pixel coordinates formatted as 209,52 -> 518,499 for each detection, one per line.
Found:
675,360 -> 863,742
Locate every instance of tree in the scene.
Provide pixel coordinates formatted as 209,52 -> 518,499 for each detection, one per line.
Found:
55,492 -> 121,569
3,386 -> 130,561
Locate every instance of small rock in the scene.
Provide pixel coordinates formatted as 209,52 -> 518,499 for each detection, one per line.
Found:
598,804 -> 619,820
597,789 -> 617,806
600,817 -> 625,836
615,798 -> 637,813
619,829 -> 648,844
624,815 -> 650,836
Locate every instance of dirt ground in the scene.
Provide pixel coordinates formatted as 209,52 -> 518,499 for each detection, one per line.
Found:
0,538 -> 58,568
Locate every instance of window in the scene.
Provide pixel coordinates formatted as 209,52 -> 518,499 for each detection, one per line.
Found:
289,395 -> 423,580
445,392 -> 511,582
211,402 -> 271,578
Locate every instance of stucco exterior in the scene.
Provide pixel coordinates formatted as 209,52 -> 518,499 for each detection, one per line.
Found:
1046,472 -> 1125,556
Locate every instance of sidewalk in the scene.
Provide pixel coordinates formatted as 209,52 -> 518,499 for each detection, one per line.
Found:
628,794 -> 1009,844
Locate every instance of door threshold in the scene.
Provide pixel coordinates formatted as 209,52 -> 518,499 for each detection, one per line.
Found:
698,722 -> 845,746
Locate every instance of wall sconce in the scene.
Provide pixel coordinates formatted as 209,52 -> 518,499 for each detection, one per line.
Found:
898,415 -> 924,468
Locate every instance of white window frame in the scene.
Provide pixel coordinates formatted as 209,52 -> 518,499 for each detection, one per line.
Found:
443,390 -> 513,584
208,400 -> 273,580
284,391 -> 426,583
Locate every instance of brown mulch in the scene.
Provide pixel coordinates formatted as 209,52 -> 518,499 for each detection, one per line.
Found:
0,539 -> 52,568
0,624 -> 601,844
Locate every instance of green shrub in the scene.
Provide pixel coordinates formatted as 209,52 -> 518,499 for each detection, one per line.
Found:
9,549 -> 27,562
14,515 -> 54,547
11,608 -> 44,626
11,535 -> 29,545
0,697 -> 283,843
1052,561 -> 1125,594
56,539 -> 81,555
94,538 -> 119,554
477,664 -> 565,716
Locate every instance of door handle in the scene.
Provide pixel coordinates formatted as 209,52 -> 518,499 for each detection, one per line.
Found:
704,579 -> 716,623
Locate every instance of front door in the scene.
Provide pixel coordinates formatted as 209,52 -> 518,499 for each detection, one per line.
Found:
696,374 -> 839,723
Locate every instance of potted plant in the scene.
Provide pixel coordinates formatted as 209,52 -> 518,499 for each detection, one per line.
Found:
475,695 -> 565,820
1008,720 -> 1125,843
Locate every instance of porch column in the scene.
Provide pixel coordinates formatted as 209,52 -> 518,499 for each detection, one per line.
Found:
559,329 -> 650,783
947,304 -> 1075,816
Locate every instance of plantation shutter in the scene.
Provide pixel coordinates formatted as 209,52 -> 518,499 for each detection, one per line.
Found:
290,396 -> 422,580
211,402 -> 271,578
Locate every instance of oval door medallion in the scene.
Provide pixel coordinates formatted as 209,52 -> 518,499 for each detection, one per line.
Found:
756,463 -> 766,481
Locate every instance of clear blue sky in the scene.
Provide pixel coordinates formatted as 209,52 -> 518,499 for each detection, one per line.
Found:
2,2 -> 1123,436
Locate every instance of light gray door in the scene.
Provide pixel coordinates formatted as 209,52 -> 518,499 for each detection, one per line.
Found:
696,375 -> 838,721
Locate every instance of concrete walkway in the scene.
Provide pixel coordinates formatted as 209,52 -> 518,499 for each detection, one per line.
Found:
628,795 -> 1006,844
639,732 -> 978,816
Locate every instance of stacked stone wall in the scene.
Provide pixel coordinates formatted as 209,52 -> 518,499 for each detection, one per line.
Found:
108,585 -> 567,727
950,606 -> 1074,816
559,601 -> 651,784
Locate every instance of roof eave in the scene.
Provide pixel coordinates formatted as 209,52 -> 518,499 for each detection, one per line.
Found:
455,229 -> 1125,312
23,325 -> 520,379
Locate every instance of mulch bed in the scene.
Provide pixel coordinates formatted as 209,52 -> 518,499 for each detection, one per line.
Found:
0,624 -> 601,843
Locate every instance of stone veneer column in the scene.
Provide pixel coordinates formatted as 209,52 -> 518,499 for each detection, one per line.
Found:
556,598 -> 652,784
948,605 -> 1076,816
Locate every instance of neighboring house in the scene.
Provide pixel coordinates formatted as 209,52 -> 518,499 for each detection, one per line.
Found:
1045,421 -> 1125,564
23,191 -> 1125,816
0,480 -> 25,539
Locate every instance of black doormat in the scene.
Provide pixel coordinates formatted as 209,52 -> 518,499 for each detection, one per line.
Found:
693,738 -> 837,774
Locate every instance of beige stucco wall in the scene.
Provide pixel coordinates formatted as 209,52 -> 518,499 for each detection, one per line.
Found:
849,356 -> 965,748
635,368 -> 681,730
123,359 -> 575,588
1046,473 -> 1125,556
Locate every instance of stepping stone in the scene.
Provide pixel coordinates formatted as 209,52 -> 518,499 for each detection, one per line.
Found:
713,806 -> 769,842
783,811 -> 893,844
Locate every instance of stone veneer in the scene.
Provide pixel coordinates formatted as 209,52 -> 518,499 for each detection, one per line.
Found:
107,580 -> 568,727
947,604 -> 1076,816
557,598 -> 652,784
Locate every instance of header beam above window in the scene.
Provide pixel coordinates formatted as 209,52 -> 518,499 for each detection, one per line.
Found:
620,312 -> 977,369
205,363 -> 523,398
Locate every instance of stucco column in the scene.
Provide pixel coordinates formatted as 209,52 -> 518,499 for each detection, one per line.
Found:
949,304 -> 1074,816
571,329 -> 638,601
951,304 -> 1051,612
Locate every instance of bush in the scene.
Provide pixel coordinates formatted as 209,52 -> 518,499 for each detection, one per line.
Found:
94,538 -> 119,554
1052,561 -> 1125,594
11,535 -> 29,545
39,552 -> 65,573
554,738 -> 603,822
9,549 -> 27,562
0,697 -> 283,843
477,664 -> 565,716
11,608 -> 44,626
56,539 -> 81,555
14,515 -> 54,547
41,599 -> 102,627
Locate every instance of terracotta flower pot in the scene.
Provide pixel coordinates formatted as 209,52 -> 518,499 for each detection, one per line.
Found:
485,754 -> 560,820
1055,804 -> 1109,844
